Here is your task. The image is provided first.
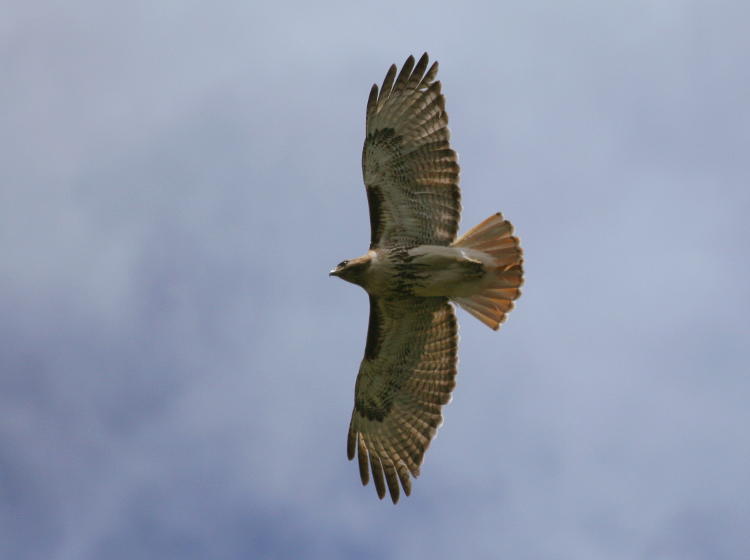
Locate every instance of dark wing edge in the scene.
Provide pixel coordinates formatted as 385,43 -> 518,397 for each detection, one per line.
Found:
363,53 -> 461,249
347,296 -> 458,503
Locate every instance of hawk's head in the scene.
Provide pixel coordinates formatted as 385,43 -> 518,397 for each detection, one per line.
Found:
329,254 -> 372,287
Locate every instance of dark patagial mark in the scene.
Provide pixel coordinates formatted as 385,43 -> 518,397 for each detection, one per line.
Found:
363,295 -> 384,360
366,185 -> 385,249
363,127 -> 402,248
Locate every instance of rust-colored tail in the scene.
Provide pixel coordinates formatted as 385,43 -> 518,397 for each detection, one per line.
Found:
451,213 -> 524,330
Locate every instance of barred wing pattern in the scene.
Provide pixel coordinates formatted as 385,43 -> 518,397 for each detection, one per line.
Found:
363,53 -> 461,249
347,296 -> 458,503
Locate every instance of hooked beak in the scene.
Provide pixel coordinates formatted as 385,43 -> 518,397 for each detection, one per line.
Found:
329,268 -> 340,277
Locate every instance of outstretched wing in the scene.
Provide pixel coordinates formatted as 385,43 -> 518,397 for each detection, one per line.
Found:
347,295 -> 458,503
363,53 -> 461,249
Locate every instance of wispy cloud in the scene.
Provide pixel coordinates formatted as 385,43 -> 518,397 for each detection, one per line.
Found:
2,2 -> 749,559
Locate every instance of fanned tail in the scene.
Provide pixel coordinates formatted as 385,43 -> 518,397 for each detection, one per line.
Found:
451,213 -> 523,330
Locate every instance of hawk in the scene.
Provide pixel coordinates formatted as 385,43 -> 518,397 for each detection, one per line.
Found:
330,53 -> 523,503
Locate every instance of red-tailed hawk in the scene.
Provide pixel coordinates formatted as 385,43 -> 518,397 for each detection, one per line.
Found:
330,53 -> 523,503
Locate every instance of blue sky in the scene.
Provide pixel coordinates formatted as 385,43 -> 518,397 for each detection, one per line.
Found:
2,2 -> 749,559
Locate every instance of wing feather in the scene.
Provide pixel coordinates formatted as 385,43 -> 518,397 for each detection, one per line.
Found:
407,52 -> 429,89
363,53 -> 461,249
357,433 -> 369,484
347,297 -> 458,503
392,54 -> 416,93
369,451 -> 387,499
379,64 -> 397,101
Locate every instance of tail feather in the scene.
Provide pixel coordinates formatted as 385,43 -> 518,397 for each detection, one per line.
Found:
454,214 -> 514,245
453,297 -> 504,330
470,237 -> 518,251
451,213 -> 523,330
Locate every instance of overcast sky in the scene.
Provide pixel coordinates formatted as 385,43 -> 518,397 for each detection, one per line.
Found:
2,2 -> 749,559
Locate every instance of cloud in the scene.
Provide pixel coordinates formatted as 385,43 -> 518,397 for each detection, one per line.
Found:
2,2 -> 749,559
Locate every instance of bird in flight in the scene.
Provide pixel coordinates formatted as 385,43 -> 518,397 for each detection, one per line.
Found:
330,53 -> 523,503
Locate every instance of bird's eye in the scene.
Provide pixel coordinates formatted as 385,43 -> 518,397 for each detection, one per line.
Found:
338,260 -> 349,268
